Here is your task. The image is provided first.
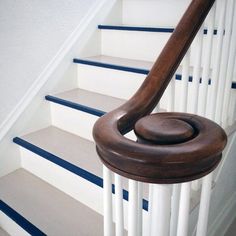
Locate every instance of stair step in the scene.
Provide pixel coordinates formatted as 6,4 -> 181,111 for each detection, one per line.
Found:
98,24 -> 224,70
99,26 -> 171,61
45,88 -> 126,140
73,55 -> 192,80
74,55 -> 189,102
0,169 -> 104,235
13,127 -> 148,212
14,126 -> 103,185
74,55 -> 152,75
74,55 -> 236,89
74,56 -> 147,100
46,88 -> 125,117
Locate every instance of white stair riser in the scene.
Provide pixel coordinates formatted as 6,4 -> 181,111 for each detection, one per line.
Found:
76,63 -> 174,110
51,103 -> 96,141
50,103 -> 137,141
0,212 -> 29,236
122,0 -> 191,27
101,30 -> 219,68
101,30 -> 170,62
77,64 -> 145,100
20,147 -> 149,231
76,63 -> 236,118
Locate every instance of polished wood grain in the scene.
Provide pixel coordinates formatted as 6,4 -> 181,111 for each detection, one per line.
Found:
93,0 -> 227,183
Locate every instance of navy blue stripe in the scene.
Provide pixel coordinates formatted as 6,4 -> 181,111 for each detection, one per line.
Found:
176,74 -> 192,82
98,25 -> 174,33
232,82 -> 236,89
0,200 -> 46,236
203,29 -> 218,35
112,185 -> 148,211
98,25 -> 218,35
73,58 -> 149,75
45,95 -> 105,117
13,137 -> 149,211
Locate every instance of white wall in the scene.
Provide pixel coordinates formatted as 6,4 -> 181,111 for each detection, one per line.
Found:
0,0 -> 99,127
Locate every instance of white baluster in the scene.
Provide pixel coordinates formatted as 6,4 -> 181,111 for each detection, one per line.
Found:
215,0 -> 235,124
128,180 -> 138,236
170,184 -> 181,236
191,26 -> 204,114
222,1 -> 236,127
198,4 -> 216,116
196,173 -> 213,236
180,50 -> 191,112
177,182 -> 191,236
150,185 -> 171,236
147,184 -> 154,236
137,182 -> 143,236
209,0 -> 227,121
191,26 -> 204,192
191,179 -> 201,191
103,166 -> 113,236
115,174 -> 124,236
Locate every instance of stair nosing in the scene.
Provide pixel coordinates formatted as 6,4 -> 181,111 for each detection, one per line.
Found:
73,57 -> 194,82
98,25 -> 217,35
13,136 -> 149,211
73,58 -> 149,75
0,200 -> 46,236
98,24 -> 174,33
45,95 -> 106,117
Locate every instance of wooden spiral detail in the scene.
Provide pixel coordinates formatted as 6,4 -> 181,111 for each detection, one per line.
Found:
93,0 -> 227,184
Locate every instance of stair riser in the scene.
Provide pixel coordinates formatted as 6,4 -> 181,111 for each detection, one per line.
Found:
77,64 -> 145,100
0,212 -> 29,236
20,147 -> 149,231
122,0 -> 191,27
51,103 -> 97,141
101,30 -> 169,62
50,102 -> 136,143
101,30 -> 219,67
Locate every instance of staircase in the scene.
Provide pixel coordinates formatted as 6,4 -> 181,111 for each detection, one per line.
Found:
0,0 -> 236,235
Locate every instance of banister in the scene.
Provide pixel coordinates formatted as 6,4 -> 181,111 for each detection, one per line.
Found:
93,0 -> 227,183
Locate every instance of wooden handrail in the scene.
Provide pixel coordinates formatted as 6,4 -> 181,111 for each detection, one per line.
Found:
93,0 -> 227,183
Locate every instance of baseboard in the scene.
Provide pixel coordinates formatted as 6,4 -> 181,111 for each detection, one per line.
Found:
208,191 -> 236,236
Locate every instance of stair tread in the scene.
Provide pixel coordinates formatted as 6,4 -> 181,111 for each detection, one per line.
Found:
49,88 -> 125,114
74,55 -> 188,77
0,228 -> 9,236
21,126 -> 103,179
0,169 -> 104,236
74,55 -> 154,73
